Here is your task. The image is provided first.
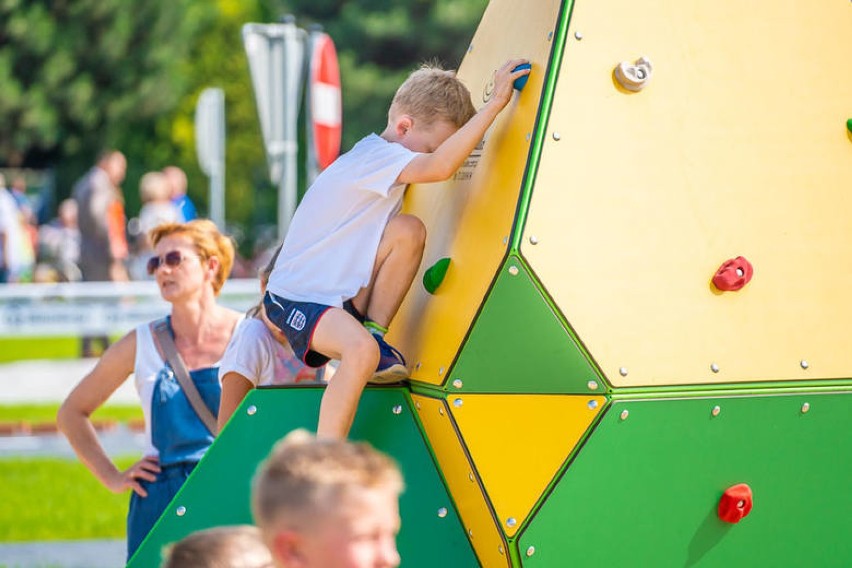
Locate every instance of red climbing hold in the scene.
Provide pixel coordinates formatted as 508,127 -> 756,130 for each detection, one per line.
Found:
712,257 -> 754,291
718,483 -> 753,523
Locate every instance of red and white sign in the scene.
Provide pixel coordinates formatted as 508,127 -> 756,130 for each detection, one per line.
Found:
309,33 -> 342,170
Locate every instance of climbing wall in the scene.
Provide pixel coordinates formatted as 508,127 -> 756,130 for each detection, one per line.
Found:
133,1 -> 852,566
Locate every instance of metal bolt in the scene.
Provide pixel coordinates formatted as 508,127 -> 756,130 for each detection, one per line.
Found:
453,398 -> 463,408
800,360 -> 809,369
414,361 -> 421,371
176,506 -> 186,517
392,405 -> 402,415
468,528 -> 473,536
710,363 -> 720,373
547,31 -> 554,41
415,401 -> 421,410
587,380 -> 599,390
453,379 -> 463,389
525,132 -> 531,142
619,367 -> 628,376
508,266 -> 519,276
620,409 -> 629,420
498,545 -> 505,555
587,400 -> 598,410
468,472 -> 475,482
437,507 -> 448,518
438,367 -> 445,375
529,235 -> 539,245
468,44 -> 474,53
574,31 -> 583,40
502,236 -> 509,245
801,402 -> 810,413
438,406 -> 444,415
711,405 -> 721,417
506,517 -> 517,528
552,132 -> 562,141
526,546 -> 536,557
246,405 -> 257,416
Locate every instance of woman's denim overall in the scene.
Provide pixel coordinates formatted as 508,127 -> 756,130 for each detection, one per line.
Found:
126,327 -> 220,560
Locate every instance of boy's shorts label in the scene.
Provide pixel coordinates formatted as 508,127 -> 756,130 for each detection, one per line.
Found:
287,309 -> 307,331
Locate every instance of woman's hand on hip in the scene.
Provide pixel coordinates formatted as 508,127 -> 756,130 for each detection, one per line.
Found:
110,456 -> 161,497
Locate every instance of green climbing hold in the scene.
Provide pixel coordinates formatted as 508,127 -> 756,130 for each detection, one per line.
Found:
423,257 -> 451,294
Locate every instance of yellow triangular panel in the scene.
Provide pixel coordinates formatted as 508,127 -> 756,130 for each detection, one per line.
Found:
450,394 -> 604,537
412,394 -> 510,567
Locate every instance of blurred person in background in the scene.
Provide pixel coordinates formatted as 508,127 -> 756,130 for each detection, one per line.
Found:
163,165 -> 197,222
129,171 -> 181,280
0,173 -> 35,283
73,149 -> 129,355
73,149 -> 130,283
35,198 -> 82,282
58,219 -> 246,560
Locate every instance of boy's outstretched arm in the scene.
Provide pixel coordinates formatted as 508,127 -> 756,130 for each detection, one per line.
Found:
397,58 -> 530,185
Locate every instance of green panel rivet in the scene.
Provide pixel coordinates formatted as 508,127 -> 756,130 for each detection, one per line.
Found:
423,257 -> 451,294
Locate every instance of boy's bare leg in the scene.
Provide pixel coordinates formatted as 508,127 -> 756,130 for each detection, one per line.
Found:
310,308 -> 380,439
350,214 -> 426,327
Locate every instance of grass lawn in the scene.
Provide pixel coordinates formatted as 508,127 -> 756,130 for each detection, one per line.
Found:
0,456 -> 137,541
0,404 -> 143,425
0,335 -> 123,363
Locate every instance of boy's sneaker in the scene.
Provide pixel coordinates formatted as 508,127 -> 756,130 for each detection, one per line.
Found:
370,335 -> 409,384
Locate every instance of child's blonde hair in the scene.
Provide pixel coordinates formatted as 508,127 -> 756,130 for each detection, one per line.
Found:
252,430 -> 404,532
390,64 -> 476,129
161,525 -> 272,568
139,172 -> 170,203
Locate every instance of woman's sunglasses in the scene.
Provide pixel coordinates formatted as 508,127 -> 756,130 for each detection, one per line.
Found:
146,250 -> 199,275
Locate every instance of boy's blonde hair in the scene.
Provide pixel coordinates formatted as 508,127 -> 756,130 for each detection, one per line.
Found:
390,64 -> 476,128
161,525 -> 273,568
252,430 -> 404,532
149,219 -> 235,295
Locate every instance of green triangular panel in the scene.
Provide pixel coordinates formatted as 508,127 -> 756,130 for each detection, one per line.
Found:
128,387 -> 478,568
519,391 -> 852,566
449,255 -> 602,393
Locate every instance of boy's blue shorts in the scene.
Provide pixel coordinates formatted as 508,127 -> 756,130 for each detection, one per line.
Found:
264,291 -> 333,368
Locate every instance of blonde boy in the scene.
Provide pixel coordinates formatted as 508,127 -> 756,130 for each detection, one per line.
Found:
161,525 -> 273,568
264,59 -> 530,438
252,430 -> 405,568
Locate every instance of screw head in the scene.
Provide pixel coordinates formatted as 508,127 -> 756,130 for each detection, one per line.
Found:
247,405 -> 257,416
801,402 -> 810,413
619,367 -> 628,377
711,405 -> 721,417
587,400 -> 599,410
574,31 -> 583,40
529,235 -> 539,245
525,133 -> 531,142
468,472 -> 475,482
392,405 -> 402,415
415,401 -> 421,410
526,546 -> 536,557
414,361 -> 421,371
552,132 -> 562,141
800,360 -> 809,369
508,265 -> 519,276
506,517 -> 517,528
438,406 -> 444,416
548,31 -> 554,41
176,506 -> 186,517
498,545 -> 505,555
452,379 -> 463,389
453,398 -> 463,408
437,507 -> 448,518
438,367 -> 445,375
587,380 -> 599,390
710,363 -> 720,373
468,44 -> 473,53
620,409 -> 630,421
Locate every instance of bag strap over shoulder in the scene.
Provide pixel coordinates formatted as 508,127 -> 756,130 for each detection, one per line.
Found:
150,318 -> 218,436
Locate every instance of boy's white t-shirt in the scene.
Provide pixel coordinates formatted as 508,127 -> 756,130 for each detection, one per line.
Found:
218,317 -> 320,386
266,133 -> 419,307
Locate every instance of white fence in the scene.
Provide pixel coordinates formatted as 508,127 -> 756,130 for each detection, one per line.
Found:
0,279 -> 259,337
